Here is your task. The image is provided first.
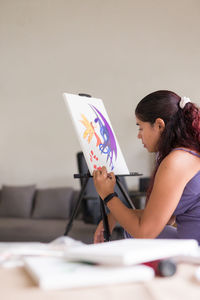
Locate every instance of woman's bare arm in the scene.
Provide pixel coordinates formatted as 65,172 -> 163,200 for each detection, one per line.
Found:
93,150 -> 199,238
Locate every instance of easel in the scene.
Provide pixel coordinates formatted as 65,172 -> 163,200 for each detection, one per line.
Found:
64,172 -> 142,241
63,93 -> 142,241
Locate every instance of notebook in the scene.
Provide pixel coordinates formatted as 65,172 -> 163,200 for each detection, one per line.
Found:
23,256 -> 154,290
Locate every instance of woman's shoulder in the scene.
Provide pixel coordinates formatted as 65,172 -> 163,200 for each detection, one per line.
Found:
170,147 -> 200,157
166,147 -> 200,162
159,148 -> 200,179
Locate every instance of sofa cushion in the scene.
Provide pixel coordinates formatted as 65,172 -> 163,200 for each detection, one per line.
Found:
0,218 -> 97,243
0,185 -> 36,218
32,187 -> 74,219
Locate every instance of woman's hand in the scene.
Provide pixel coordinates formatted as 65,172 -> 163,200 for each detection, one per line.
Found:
93,166 -> 116,200
93,220 -> 105,243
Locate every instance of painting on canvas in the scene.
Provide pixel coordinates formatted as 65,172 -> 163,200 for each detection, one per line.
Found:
63,93 -> 129,175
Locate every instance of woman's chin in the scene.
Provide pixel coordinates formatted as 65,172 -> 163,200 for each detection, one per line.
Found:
143,144 -> 155,153
146,147 -> 154,153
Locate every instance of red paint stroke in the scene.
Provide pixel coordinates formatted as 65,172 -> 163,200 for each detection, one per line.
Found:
90,150 -> 101,170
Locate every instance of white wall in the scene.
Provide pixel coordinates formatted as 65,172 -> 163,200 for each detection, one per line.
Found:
0,0 -> 200,190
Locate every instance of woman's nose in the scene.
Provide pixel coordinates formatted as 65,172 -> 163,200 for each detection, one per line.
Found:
137,132 -> 142,139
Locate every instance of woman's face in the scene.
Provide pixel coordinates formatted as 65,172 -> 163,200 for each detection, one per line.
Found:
136,117 -> 165,153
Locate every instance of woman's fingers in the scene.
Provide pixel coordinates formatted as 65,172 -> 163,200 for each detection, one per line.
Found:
101,166 -> 108,177
93,166 -> 108,180
93,220 -> 105,243
93,167 -> 116,199
94,229 -> 104,243
107,171 -> 115,180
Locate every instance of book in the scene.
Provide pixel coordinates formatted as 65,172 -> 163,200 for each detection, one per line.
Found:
64,238 -> 199,265
23,256 -> 154,290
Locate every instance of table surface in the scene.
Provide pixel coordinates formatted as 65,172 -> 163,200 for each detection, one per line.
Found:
1,263 -> 200,300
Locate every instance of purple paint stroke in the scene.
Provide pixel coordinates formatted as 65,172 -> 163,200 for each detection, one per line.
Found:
89,104 -> 117,169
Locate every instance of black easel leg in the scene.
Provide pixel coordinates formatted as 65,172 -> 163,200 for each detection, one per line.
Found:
116,176 -> 136,209
100,197 -> 111,242
99,178 -> 135,241
64,177 -> 90,236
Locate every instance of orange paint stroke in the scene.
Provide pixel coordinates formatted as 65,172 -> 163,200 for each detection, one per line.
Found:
80,114 -> 102,146
91,123 -> 101,146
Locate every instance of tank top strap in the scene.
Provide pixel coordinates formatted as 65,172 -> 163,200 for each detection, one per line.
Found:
172,148 -> 200,158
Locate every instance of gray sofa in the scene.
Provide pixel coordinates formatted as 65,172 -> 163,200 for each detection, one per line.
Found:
0,185 -> 97,244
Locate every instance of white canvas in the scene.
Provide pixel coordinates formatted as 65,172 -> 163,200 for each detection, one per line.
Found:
63,93 -> 130,175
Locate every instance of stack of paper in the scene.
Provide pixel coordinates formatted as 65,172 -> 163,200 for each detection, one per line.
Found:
2,237 -> 199,290
23,238 -> 199,290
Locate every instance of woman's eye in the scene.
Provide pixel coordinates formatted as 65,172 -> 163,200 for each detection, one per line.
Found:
138,128 -> 143,131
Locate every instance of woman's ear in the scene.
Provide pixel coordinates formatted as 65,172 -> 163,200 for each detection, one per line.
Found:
155,118 -> 165,133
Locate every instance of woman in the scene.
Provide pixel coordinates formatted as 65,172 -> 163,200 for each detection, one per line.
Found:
93,90 -> 200,244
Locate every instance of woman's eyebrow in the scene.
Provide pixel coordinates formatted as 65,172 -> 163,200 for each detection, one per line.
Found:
136,123 -> 139,126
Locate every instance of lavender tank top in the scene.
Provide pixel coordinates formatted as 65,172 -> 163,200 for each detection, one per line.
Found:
172,148 -> 200,243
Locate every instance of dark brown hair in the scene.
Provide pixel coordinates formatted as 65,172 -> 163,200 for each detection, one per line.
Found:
135,90 -> 200,201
